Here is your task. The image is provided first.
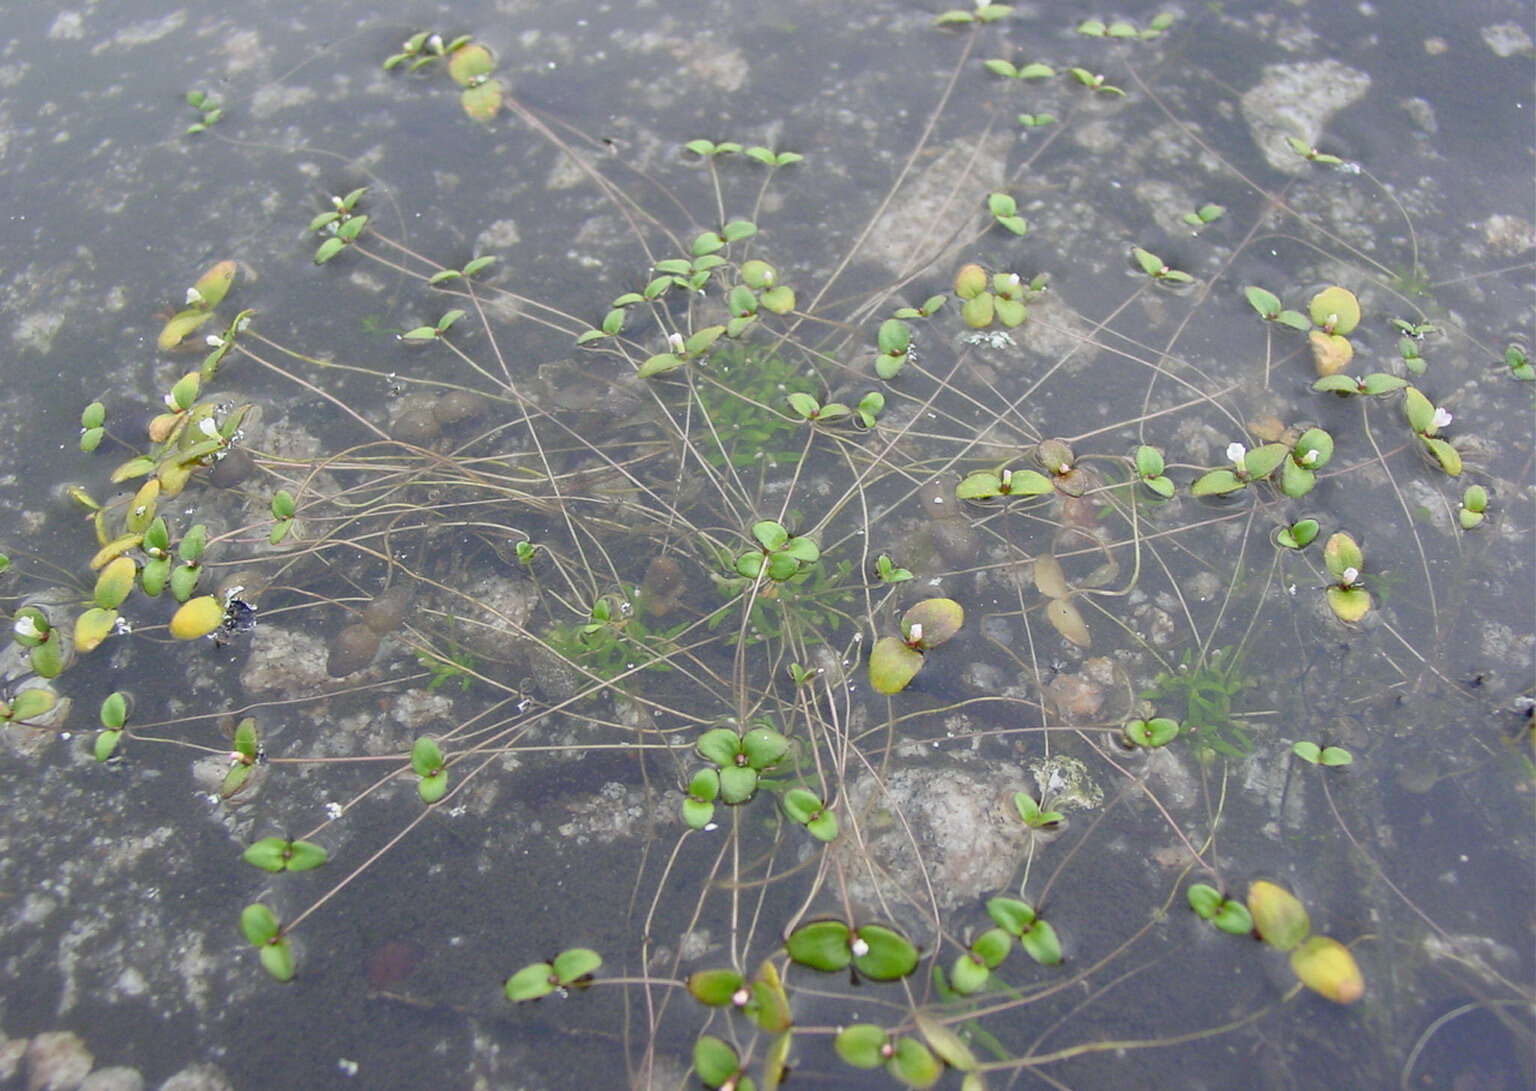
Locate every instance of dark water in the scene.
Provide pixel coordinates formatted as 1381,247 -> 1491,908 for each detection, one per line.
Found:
0,1 -> 1531,1088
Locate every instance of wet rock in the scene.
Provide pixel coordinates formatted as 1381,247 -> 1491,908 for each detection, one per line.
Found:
454,574 -> 539,659
0,1038 -> 25,1081
1240,60 -> 1370,174
80,1068 -> 145,1091
327,624 -> 381,678
390,407 -> 440,446
832,755 -> 1036,942
239,625 -> 330,696
360,587 -> 413,634
431,390 -> 489,425
25,1030 -> 92,1091
207,447 -> 255,488
157,1064 -> 235,1091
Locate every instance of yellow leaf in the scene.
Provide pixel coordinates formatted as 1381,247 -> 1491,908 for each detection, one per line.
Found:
169,596 -> 224,640
1046,597 -> 1091,648
89,534 -> 144,571
1290,935 -> 1364,1004
157,308 -> 215,352
191,260 -> 237,309
74,607 -> 119,653
1308,330 -> 1353,377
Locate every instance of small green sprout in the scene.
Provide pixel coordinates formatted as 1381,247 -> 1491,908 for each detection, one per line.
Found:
504,948 -> 602,1001
1275,518 -> 1320,550
984,59 -> 1056,80
1134,445 -> 1174,498
1504,344 -> 1533,381
1243,286 -> 1310,330
1013,790 -> 1063,829
183,89 -> 223,134
987,191 -> 1029,236
734,520 -> 819,582
1285,136 -> 1343,165
1292,741 -> 1353,766
1458,485 -> 1488,530
1131,247 -> 1193,283
1068,67 -> 1126,95
1183,203 -> 1225,227
936,2 -> 1013,26
874,553 -> 913,583
1187,883 -> 1254,935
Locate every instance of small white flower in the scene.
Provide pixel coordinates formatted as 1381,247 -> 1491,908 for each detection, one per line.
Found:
426,33 -> 444,54
850,937 -> 870,957
667,332 -> 685,353
1430,407 -> 1452,431
1057,462 -> 1071,475
205,334 -> 226,348
228,750 -> 245,765
731,988 -> 750,1007
907,623 -> 924,644
1007,273 -> 1021,289
13,615 -> 41,640
185,287 -> 204,307
324,801 -> 344,819
1340,567 -> 1359,587
1226,442 -> 1246,467
1300,448 -> 1319,466
1000,468 -> 1013,489
164,392 -> 179,409
198,417 -> 220,438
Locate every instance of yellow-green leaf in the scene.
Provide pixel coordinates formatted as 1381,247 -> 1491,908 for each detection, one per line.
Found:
157,308 -> 215,352
169,595 -> 224,640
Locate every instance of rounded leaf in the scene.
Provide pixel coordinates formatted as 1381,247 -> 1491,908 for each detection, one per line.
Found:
447,43 -> 495,86
901,598 -> 964,649
972,927 -> 1012,968
869,636 -> 923,694
692,1035 -> 739,1087
411,736 -> 445,776
1212,900 -> 1255,935
986,897 -> 1036,936
741,727 -> 789,769
786,919 -> 852,972
854,923 -> 919,980
688,767 -> 720,802
169,596 -> 223,640
718,765 -> 759,804
682,797 -> 715,829
552,947 -> 601,983
953,263 -> 988,300
887,1037 -> 942,1089
1018,919 -> 1062,966
259,938 -> 296,982
1248,880 -> 1311,951
1187,883 -> 1223,919
1308,286 -> 1360,335
1326,586 -> 1372,623
782,787 -> 823,824
99,691 -> 128,729
1290,935 -> 1364,1003
505,962 -> 556,1001
240,903 -> 281,946
836,1024 -> 888,1069
1322,533 -> 1363,580
1191,469 -> 1245,497
243,838 -> 290,872
696,728 -> 742,768
687,968 -> 745,1006
950,952 -> 990,994
417,770 -> 449,804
